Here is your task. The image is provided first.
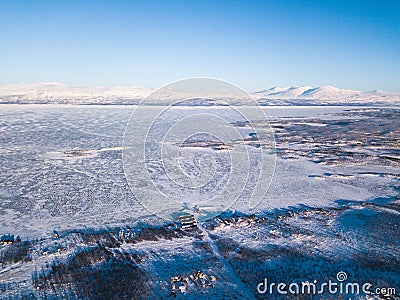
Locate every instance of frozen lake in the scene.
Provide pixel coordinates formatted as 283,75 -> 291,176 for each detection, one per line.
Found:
0,105 -> 398,237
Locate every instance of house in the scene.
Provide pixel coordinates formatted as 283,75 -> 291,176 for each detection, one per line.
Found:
0,234 -> 14,245
175,214 -> 197,230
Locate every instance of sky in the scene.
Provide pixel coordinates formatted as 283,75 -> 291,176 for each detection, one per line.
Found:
0,0 -> 399,92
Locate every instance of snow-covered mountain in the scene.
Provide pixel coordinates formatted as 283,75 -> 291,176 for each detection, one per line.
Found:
254,85 -> 314,98
0,82 -> 154,104
0,82 -> 399,105
252,85 -> 400,105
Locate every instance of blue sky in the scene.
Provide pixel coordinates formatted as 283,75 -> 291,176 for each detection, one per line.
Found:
0,0 -> 399,91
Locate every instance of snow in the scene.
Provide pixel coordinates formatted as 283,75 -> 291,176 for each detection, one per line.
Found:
0,83 -> 399,105
0,103 -> 399,299
0,83 -> 154,104
255,86 -> 314,98
253,85 -> 400,104
0,104 -> 398,238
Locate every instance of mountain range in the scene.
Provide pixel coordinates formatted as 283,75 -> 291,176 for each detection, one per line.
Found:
0,82 -> 399,105
252,85 -> 400,105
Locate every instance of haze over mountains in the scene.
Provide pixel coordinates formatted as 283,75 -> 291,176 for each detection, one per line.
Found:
0,82 -> 399,105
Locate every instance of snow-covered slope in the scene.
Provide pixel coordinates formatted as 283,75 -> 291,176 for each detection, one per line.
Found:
253,85 -> 400,105
254,86 -> 314,98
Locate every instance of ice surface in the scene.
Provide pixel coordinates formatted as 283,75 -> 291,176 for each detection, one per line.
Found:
0,105 -> 398,238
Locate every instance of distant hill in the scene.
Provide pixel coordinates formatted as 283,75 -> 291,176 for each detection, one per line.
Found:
0,82 -> 154,104
0,82 -> 399,105
252,85 -> 400,105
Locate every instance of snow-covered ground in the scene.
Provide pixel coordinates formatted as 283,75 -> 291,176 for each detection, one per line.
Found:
0,105 -> 398,237
0,104 -> 399,299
